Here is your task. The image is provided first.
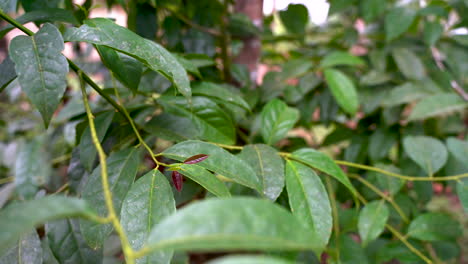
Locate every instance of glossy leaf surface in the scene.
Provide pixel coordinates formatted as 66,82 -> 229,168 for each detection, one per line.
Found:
46,219 -> 102,264
0,196 -> 97,255
408,93 -> 467,121
291,148 -> 357,195
9,23 -> 68,127
64,18 -> 191,100
14,138 -> 50,199
403,136 -> 448,175
407,213 -> 462,241
162,140 -> 261,191
358,200 -> 389,246
238,144 -> 284,200
175,164 -> 231,197
324,69 -> 359,115
260,99 -> 299,145
81,148 -> 140,248
121,170 -> 175,264
146,198 -> 321,252
79,111 -> 114,172
285,160 -> 332,251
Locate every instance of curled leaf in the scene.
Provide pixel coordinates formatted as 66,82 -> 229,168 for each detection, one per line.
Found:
172,171 -> 183,192
184,154 -> 209,164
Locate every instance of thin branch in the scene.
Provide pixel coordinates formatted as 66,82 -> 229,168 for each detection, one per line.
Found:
430,47 -> 468,101
79,72 -> 135,264
165,7 -> 221,37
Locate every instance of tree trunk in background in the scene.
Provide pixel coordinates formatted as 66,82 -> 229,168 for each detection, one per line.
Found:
234,0 -> 263,84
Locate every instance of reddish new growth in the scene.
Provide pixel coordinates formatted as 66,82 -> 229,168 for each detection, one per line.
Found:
171,154 -> 209,192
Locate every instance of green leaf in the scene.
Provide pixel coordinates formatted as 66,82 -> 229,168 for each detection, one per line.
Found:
360,0 -> 386,22
21,0 -> 60,12
0,196 -> 97,255
162,141 -> 261,191
64,18 -> 191,100
403,136 -> 448,175
368,164 -> 405,196
121,170 -> 175,264
160,96 -> 235,145
143,113 -> 200,142
260,99 -> 299,145
320,51 -> 365,68
0,56 -> 16,92
96,45 -> 143,94
192,82 -> 250,111
175,164 -> 231,197
9,23 -> 68,127
14,138 -> 50,199
358,200 -> 389,246
0,0 -> 15,12
238,144 -> 285,201
146,198 -> 321,252
79,111 -> 115,172
339,234 -> 369,264
382,82 -> 434,107
368,129 -> 397,162
207,255 -> 296,264
0,8 -> 79,38
290,148 -> 357,196
446,138 -> 468,212
283,73 -> 321,104
407,213 -> 462,241
324,69 -> 359,115
424,21 -> 444,46
46,219 -> 102,264
285,160 -> 332,251
0,230 -> 42,264
81,148 -> 140,248
385,7 -> 416,41
278,4 -> 308,35
408,93 -> 467,121
279,59 -> 314,80
392,48 -> 426,80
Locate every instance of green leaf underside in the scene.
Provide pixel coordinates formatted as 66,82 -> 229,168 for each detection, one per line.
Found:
79,111 -> 115,172
206,255 -> 296,264
392,48 -> 426,80
46,219 -> 102,264
260,99 -> 299,145
176,164 -> 231,197
121,170 -> 175,264
192,82 -> 251,111
81,148 -> 140,248
447,138 -> 468,213
408,93 -> 467,121
0,230 -> 42,264
324,69 -> 359,115
0,196 -> 97,256
358,200 -> 389,246
407,213 -> 462,241
162,140 -> 261,191
96,45 -> 143,93
9,23 -> 68,127
63,18 -> 191,100
385,7 -> 416,41
146,198 -> 321,252
403,136 -> 448,174
14,138 -> 50,199
320,51 -> 365,68
160,96 -> 235,145
238,144 -> 285,201
285,160 -> 332,252
0,56 -> 17,91
291,148 -> 357,196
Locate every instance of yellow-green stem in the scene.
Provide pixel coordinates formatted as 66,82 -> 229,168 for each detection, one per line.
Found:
79,73 -> 136,264
356,193 -> 432,264
350,174 -> 409,223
